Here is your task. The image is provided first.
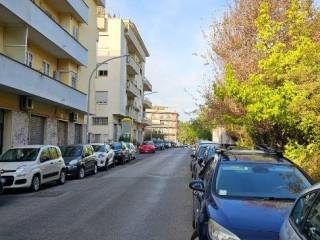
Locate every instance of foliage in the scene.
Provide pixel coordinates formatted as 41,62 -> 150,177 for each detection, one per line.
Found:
206,0 -> 320,180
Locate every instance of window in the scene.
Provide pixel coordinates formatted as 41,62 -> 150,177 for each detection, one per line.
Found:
49,147 -> 59,159
26,52 -> 33,67
99,70 -> 108,76
42,61 -> 50,75
92,117 -> 108,125
301,195 -> 320,239
291,192 -> 318,230
71,72 -> 77,88
40,148 -> 52,162
96,91 -> 108,104
72,25 -> 79,40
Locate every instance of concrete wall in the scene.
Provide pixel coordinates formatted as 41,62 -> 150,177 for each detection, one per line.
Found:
212,127 -> 235,144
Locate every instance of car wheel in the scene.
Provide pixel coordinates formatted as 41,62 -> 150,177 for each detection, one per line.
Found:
57,170 -> 66,185
190,231 -> 199,240
30,175 -> 40,192
78,167 -> 85,179
93,164 -> 98,175
104,159 -> 109,171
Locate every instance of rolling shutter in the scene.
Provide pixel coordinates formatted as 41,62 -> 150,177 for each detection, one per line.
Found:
29,115 -> 44,144
58,121 -> 68,146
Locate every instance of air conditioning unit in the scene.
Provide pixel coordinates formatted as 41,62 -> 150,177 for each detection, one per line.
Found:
20,96 -> 33,111
69,112 -> 79,122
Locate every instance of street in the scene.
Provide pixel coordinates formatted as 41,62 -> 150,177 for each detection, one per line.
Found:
0,149 -> 193,240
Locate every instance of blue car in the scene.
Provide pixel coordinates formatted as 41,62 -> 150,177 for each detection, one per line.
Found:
189,149 -> 312,240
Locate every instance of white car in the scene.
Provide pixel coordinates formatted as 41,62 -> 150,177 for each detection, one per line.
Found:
91,143 -> 115,170
0,145 -> 66,192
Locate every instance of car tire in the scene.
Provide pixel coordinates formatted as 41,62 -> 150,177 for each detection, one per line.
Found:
57,170 -> 66,185
93,164 -> 98,175
190,231 -> 199,240
78,167 -> 85,179
30,175 -> 41,192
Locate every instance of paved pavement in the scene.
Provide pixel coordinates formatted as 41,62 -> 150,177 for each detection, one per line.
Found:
0,148 -> 193,240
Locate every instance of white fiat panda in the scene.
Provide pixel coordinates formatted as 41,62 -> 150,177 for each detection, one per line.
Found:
0,145 -> 66,192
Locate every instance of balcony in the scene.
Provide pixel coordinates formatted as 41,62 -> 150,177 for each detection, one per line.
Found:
143,98 -> 152,109
126,82 -> 140,99
142,118 -> 152,126
143,77 -> 152,92
46,0 -> 89,23
127,56 -> 140,75
0,0 -> 88,66
0,53 -> 87,112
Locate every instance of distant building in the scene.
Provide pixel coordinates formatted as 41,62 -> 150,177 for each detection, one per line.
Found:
212,126 -> 235,144
145,106 -> 179,141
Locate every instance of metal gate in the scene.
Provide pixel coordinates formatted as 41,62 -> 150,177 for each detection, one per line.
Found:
74,124 -> 82,144
0,110 -> 4,154
58,121 -> 68,146
29,115 -> 45,145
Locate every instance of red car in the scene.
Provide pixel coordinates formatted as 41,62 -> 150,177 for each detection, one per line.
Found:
139,141 -> 156,153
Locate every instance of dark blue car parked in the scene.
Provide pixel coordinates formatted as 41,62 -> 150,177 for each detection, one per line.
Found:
189,149 -> 312,240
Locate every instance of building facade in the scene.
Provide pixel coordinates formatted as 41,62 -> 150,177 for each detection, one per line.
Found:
145,106 -> 179,142
0,0 -> 104,154
90,12 -> 152,144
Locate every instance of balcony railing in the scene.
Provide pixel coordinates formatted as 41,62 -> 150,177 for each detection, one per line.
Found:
66,0 -> 89,23
143,77 -> 152,91
126,81 -> 140,98
0,53 -> 87,112
143,98 -> 152,109
126,56 -> 141,75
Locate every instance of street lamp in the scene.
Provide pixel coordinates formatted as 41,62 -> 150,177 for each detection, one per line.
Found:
86,54 -> 129,143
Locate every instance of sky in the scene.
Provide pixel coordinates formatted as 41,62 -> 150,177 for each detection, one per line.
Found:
105,0 -> 228,121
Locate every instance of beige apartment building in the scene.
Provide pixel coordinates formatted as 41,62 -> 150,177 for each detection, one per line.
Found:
0,0 -> 104,153
145,106 -> 179,142
90,10 -> 152,144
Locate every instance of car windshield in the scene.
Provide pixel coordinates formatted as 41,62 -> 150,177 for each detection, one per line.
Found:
0,148 -> 40,162
112,143 -> 122,150
60,146 -> 82,157
215,163 -> 311,200
92,145 -> 105,152
143,141 -> 154,145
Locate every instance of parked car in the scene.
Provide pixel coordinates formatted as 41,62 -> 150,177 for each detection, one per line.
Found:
280,183 -> 320,240
0,145 -> 66,192
139,141 -> 156,153
91,143 -> 115,170
190,149 -> 312,240
126,143 -> 136,161
190,143 -> 213,179
60,145 -> 97,179
164,141 -> 171,149
154,140 -> 165,150
111,142 -> 130,165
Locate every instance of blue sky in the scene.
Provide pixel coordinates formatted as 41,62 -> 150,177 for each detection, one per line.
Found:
105,0 -> 228,120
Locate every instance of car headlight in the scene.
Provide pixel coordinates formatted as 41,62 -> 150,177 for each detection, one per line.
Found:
208,219 -> 240,240
16,165 -> 31,176
69,160 -> 78,166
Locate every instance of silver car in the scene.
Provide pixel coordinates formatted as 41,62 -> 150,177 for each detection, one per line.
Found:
280,183 -> 320,240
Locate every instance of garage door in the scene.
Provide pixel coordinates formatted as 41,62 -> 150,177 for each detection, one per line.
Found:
29,115 -> 45,145
58,121 -> 68,146
74,124 -> 82,144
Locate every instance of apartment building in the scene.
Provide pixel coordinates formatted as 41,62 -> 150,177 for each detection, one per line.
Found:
145,106 -> 179,142
91,12 -> 152,144
0,0 -> 105,154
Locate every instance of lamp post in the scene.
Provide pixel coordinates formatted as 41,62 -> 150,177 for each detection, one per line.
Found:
86,54 -> 129,143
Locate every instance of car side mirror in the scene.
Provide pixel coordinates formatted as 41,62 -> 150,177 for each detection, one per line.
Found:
190,153 -> 195,158
189,180 -> 205,192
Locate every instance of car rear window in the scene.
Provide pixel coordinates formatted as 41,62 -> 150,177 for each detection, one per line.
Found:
215,163 -> 311,200
112,143 -> 122,150
143,141 -> 154,145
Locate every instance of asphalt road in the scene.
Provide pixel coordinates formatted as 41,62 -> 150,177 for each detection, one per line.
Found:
0,148 -> 193,240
